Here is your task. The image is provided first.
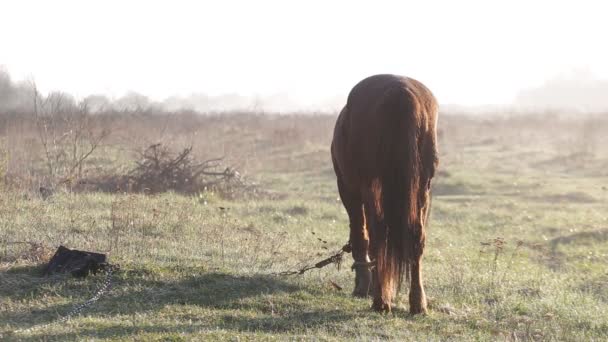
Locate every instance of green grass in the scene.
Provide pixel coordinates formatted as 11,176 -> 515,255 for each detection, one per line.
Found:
1,115 -> 608,341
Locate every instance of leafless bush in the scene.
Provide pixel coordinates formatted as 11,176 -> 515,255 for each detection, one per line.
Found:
72,143 -> 252,196
125,143 -> 238,194
31,86 -> 109,187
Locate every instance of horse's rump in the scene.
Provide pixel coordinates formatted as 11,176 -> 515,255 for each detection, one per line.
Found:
332,74 -> 438,307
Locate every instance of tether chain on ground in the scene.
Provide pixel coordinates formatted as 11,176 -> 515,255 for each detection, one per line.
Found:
274,243 -> 351,276
12,264 -> 120,334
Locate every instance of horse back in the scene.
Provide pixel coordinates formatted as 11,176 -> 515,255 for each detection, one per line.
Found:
331,74 -> 438,190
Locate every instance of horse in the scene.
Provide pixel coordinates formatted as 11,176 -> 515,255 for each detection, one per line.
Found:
331,74 -> 438,315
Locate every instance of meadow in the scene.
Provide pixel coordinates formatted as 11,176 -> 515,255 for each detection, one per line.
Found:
1,109 -> 607,341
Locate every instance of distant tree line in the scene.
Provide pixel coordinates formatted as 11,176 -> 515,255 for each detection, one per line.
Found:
0,67 -> 343,115
0,67 -> 165,114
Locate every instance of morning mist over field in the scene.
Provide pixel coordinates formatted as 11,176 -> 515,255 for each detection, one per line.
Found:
3,66 -> 608,113
2,0 -> 608,113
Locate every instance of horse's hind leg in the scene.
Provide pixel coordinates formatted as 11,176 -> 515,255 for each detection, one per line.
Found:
365,206 -> 390,312
337,178 -> 371,297
410,157 -> 434,315
409,252 -> 428,315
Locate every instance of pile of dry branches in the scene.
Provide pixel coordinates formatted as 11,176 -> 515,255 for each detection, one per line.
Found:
127,144 -> 238,194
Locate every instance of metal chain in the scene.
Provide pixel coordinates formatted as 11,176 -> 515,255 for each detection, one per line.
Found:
273,243 -> 351,276
13,264 -> 120,334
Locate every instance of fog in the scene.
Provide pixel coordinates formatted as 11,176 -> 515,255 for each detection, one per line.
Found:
1,0 -> 608,113
0,67 -> 345,113
515,70 -> 608,112
3,66 -> 608,114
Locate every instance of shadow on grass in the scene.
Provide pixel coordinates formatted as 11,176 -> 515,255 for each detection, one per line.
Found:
14,309 -> 360,341
2,268 -> 360,340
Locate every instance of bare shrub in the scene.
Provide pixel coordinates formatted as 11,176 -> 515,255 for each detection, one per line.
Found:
126,144 -> 238,194
75,143 -> 258,197
31,86 -> 109,187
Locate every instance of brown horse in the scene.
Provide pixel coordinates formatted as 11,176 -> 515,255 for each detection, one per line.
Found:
331,74 -> 438,315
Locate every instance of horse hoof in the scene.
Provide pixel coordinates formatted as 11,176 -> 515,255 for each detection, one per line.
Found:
352,279 -> 372,297
409,306 -> 428,316
372,300 -> 391,313
352,267 -> 373,298
352,289 -> 369,298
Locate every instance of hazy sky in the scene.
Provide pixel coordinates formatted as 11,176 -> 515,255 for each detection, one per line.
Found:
1,0 -> 607,108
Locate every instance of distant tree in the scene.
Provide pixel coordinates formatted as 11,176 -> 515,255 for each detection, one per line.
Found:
0,69 -> 37,113
46,91 -> 78,115
83,94 -> 112,112
0,68 -> 13,109
114,91 -> 150,111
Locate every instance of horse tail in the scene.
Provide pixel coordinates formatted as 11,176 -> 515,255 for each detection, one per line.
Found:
375,85 -> 422,305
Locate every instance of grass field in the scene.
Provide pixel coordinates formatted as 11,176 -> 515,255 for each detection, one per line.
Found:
1,112 -> 608,341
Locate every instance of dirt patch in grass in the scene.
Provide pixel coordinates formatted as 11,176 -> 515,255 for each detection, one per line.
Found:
285,206 -> 309,216
550,229 -> 608,246
432,182 -> 481,196
549,191 -> 597,203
